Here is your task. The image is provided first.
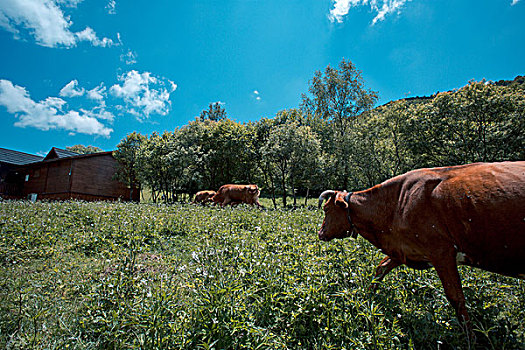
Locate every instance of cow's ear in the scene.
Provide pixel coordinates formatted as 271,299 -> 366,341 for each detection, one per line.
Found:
335,196 -> 348,209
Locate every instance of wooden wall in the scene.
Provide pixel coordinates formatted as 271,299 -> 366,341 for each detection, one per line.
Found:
22,153 -> 139,201
70,154 -> 134,200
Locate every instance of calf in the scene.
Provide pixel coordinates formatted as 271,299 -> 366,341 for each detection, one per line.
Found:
191,190 -> 216,205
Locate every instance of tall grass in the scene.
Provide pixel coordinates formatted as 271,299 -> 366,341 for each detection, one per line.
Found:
0,201 -> 523,349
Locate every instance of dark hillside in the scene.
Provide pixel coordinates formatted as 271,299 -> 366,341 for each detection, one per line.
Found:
388,75 -> 525,106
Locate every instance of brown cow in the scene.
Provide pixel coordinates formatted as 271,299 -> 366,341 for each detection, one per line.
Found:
211,184 -> 262,207
191,190 -> 216,205
318,161 -> 525,332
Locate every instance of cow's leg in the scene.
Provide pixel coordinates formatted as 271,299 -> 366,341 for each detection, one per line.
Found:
370,256 -> 401,291
432,257 -> 473,338
221,198 -> 231,207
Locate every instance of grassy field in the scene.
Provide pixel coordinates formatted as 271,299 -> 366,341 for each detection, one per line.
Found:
0,201 -> 523,349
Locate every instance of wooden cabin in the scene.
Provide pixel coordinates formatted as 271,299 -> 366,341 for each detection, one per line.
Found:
0,148 -> 43,199
0,147 -> 139,202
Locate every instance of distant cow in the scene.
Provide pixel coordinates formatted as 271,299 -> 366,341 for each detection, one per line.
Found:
318,161 -> 525,332
192,190 -> 216,205
211,184 -> 262,207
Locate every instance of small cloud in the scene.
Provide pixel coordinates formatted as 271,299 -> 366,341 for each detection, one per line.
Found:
59,80 -> 85,98
253,90 -> 261,101
120,50 -> 137,65
75,27 -> 115,47
80,107 -> 114,122
43,96 -> 67,110
511,0 -> 520,5
0,79 -> 113,137
110,70 -> 176,118
329,0 -> 352,23
106,0 -> 116,14
87,84 -> 107,101
329,0 -> 410,25
55,0 -> 84,7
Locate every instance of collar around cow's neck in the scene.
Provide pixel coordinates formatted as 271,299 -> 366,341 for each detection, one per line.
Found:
344,191 -> 359,239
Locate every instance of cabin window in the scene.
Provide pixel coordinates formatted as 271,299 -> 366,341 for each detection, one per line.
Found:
25,175 -> 29,181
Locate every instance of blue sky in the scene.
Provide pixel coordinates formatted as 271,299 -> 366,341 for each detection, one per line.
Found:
1,0 -> 524,155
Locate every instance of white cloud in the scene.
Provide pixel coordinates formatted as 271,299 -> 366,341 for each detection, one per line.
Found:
120,50 -> 137,65
86,84 -> 106,101
106,0 -> 116,14
75,27 -> 114,47
59,80 -> 85,97
253,90 -> 261,101
0,79 -> 113,136
330,0 -> 355,23
80,107 -> 114,122
55,0 -> 83,7
110,70 -> 177,118
511,0 -> 520,5
43,96 -> 67,110
0,0 -> 116,48
329,0 -> 410,24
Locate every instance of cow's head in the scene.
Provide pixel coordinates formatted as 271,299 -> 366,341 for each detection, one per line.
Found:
247,185 -> 261,197
318,190 -> 354,241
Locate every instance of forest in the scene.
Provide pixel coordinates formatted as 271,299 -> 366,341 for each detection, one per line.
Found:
113,60 -> 525,207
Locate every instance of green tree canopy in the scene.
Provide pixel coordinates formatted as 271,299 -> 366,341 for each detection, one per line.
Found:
113,132 -> 146,201
199,102 -> 227,122
301,58 -> 378,189
66,144 -> 103,154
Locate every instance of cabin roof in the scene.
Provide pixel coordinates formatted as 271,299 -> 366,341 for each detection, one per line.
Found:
1,147 -> 114,167
0,147 -> 44,165
29,150 -> 114,166
43,147 -> 80,161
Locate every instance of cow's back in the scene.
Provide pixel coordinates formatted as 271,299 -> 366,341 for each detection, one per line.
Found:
216,184 -> 257,201
426,162 -> 525,277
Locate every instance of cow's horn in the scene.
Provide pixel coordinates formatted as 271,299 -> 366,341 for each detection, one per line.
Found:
318,190 -> 336,209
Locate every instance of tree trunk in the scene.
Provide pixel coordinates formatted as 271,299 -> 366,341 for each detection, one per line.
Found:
291,177 -> 297,209
281,169 -> 287,208
343,161 -> 349,191
304,188 -> 310,207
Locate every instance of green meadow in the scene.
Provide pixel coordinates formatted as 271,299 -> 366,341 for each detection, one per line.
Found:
1,201 -> 523,349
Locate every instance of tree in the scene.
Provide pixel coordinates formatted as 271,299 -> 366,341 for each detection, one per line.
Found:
113,132 -> 146,201
199,102 -> 227,122
254,117 -> 279,208
136,132 -> 170,202
261,123 -> 295,207
403,81 -> 525,167
195,119 -> 256,189
162,129 -> 203,201
66,144 -> 103,154
288,124 -> 322,207
261,117 -> 321,208
301,59 -> 378,189
350,101 -> 415,187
